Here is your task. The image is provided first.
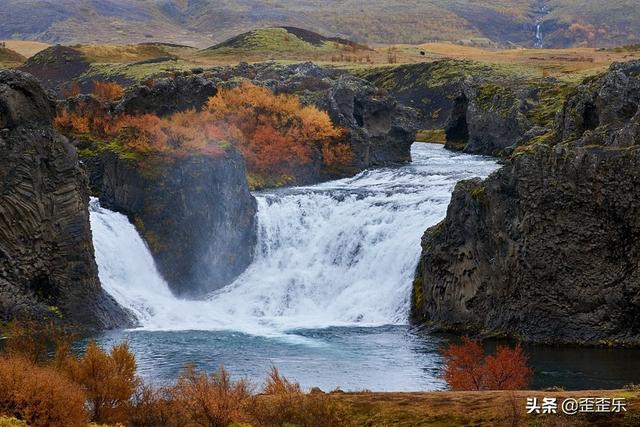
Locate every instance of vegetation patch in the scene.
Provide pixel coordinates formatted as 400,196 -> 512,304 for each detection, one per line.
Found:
57,82 -> 351,184
415,129 -> 446,144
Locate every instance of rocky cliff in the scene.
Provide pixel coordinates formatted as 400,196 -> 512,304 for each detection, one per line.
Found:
358,61 -> 571,157
69,62 -> 412,297
412,60 -> 640,346
86,150 -> 257,297
0,70 -> 132,328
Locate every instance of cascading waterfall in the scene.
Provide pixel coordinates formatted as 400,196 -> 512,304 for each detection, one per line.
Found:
90,143 -> 498,336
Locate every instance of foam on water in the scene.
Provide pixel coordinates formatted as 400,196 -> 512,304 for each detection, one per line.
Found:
90,143 -> 498,336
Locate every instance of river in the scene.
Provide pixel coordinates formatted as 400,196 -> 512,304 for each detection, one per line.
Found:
88,143 -> 640,391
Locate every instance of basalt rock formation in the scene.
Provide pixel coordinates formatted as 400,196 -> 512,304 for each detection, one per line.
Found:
412,60 -> 640,346
0,70 -> 132,328
86,150 -> 257,297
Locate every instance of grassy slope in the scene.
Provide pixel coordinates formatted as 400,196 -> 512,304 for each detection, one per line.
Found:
0,47 -> 26,68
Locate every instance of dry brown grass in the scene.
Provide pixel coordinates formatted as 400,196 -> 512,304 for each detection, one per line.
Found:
0,40 -> 50,58
335,389 -> 640,426
401,42 -> 640,80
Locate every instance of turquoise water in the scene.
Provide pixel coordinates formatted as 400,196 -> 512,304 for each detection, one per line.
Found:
89,143 -> 640,391
89,327 -> 640,391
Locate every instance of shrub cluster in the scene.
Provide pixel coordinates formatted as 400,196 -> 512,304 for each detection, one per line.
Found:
55,82 -> 352,185
441,336 -> 533,391
0,321 -> 346,427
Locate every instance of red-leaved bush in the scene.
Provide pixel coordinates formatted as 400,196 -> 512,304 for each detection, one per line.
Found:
442,337 -> 532,391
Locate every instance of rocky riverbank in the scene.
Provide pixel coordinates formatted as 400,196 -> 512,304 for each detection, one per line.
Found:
412,60 -> 640,346
0,70 -> 132,328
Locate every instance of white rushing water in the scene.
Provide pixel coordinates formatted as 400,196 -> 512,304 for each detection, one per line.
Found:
90,143 -> 498,335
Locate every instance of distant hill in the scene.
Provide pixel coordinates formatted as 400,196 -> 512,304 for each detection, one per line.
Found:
1,1 -> 639,48
0,46 -> 26,67
199,27 -> 371,61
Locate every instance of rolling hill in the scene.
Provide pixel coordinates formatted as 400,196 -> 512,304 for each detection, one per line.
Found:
0,46 -> 26,67
0,1 -> 639,48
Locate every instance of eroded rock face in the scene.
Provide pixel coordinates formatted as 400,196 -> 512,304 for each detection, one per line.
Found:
412,60 -> 640,345
444,82 -> 538,155
115,73 -> 217,117
0,70 -> 132,328
88,150 -> 257,297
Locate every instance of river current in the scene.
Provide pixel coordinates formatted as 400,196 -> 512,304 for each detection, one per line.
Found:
88,143 -> 640,391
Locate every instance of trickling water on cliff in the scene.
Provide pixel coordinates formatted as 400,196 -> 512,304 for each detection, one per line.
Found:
533,1 -> 549,48
91,143 -> 498,335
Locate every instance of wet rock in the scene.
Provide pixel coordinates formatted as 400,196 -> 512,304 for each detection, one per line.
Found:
412,60 -> 640,346
88,150 -> 257,297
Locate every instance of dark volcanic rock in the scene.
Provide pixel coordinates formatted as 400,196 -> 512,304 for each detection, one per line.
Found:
358,61 -> 570,157
412,60 -> 640,346
19,45 -> 91,95
0,70 -> 132,328
444,81 -> 539,155
115,74 -> 217,116
89,150 -> 257,297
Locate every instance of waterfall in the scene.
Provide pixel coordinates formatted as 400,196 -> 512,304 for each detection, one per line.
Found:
533,1 -> 549,48
90,143 -> 498,335
535,23 -> 543,48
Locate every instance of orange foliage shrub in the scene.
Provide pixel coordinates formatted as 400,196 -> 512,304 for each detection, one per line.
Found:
93,81 -> 124,102
61,342 -> 139,424
251,367 -> 346,427
205,83 -> 349,177
442,337 -> 532,391
62,81 -> 81,98
169,365 -> 253,427
0,356 -> 88,427
55,82 -> 350,181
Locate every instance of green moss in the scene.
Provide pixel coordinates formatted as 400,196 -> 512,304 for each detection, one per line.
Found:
410,277 -> 424,321
82,60 -> 195,83
248,173 -> 295,190
527,82 -> 577,128
431,221 -> 445,237
0,417 -> 29,427
47,305 -> 63,319
470,185 -> 486,200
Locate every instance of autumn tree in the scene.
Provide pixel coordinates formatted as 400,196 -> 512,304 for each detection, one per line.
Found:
0,356 -> 88,427
442,337 -> 532,391
205,82 -> 349,179
61,342 -> 139,424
